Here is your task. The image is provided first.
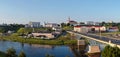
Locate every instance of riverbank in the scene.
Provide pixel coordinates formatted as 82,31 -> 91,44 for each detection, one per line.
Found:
0,41 -> 75,57
0,33 -> 77,45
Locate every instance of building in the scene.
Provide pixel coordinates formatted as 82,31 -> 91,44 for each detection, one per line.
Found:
88,45 -> 101,54
32,32 -> 55,39
74,25 -> 106,33
52,27 -> 62,31
66,17 -> 77,26
44,23 -> 60,28
85,21 -> 100,25
107,27 -> 119,32
85,21 -> 94,25
25,21 -> 41,28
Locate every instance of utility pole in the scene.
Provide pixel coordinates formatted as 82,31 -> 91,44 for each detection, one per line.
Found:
99,27 -> 101,39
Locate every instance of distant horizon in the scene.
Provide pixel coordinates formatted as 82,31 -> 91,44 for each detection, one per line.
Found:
1,16 -> 119,24
0,0 -> 120,24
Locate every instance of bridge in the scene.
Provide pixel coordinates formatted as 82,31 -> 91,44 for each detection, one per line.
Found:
67,31 -> 120,48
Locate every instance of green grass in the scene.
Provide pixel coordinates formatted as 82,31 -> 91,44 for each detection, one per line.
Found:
0,33 -> 77,45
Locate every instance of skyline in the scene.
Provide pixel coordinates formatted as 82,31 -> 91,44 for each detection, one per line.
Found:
0,0 -> 120,24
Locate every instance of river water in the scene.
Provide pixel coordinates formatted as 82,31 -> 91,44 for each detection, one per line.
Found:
0,41 -> 74,57
0,40 -> 104,57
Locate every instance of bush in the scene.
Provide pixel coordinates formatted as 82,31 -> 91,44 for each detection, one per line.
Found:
6,47 -> 17,57
102,45 -> 120,57
18,51 -> 26,57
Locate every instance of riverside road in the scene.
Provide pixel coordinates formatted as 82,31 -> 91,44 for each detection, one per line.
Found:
71,31 -> 120,45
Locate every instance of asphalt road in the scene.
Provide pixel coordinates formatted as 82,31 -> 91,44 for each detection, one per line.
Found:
71,31 -> 120,45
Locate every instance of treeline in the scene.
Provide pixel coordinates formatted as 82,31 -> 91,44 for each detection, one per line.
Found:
0,24 -> 24,33
100,22 -> 120,31
0,47 -> 26,57
102,45 -> 120,57
61,23 -> 74,30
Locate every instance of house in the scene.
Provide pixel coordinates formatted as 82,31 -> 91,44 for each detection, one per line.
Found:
7,30 -> 14,34
74,25 -> 106,33
32,32 -> 55,39
52,30 -> 62,37
52,27 -> 62,31
107,27 -> 119,32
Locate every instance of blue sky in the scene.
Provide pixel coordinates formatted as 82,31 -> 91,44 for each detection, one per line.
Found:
0,0 -> 120,24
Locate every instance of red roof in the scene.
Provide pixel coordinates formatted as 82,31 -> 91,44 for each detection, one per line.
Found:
74,25 -> 103,28
109,27 -> 118,29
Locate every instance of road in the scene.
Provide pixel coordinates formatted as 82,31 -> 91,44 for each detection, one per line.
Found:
71,31 -> 120,45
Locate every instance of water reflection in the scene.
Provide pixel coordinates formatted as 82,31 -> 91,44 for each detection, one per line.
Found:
0,41 -> 74,57
88,53 -> 101,57
0,41 -> 102,57
69,45 -> 88,57
31,44 -> 54,49
69,45 -> 101,57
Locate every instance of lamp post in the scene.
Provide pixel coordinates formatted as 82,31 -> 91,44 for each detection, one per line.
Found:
99,27 -> 101,39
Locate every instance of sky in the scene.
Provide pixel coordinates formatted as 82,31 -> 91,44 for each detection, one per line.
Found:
0,0 -> 120,24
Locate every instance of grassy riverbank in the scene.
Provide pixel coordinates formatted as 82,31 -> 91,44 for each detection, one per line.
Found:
0,33 -> 77,45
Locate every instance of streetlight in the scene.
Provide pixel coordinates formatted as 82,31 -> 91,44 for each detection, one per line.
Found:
99,27 -> 101,39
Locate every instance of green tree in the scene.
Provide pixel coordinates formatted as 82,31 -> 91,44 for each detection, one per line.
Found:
102,45 -> 120,57
0,27 -> 5,33
6,48 -> 17,57
101,21 -> 106,26
17,28 -> 26,35
45,54 -> 55,57
118,24 -> 120,31
18,51 -> 26,57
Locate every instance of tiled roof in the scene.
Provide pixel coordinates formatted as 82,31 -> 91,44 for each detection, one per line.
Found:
74,25 -> 103,28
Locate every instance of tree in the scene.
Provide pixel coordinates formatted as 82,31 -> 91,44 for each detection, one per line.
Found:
102,45 -> 120,57
17,28 -> 25,35
66,23 -> 70,26
18,51 -> 26,57
117,24 -> 120,31
61,23 -> 66,28
0,27 -> 5,33
6,48 -> 17,57
45,54 -> 55,57
101,21 -> 106,26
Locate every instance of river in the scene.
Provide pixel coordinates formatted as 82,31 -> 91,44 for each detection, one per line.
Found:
0,41 -> 74,57
0,40 -> 104,57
